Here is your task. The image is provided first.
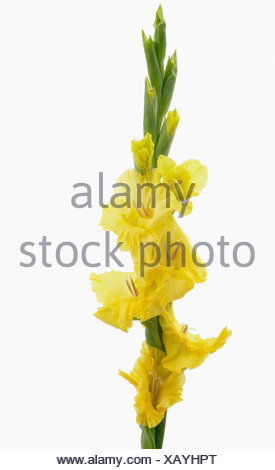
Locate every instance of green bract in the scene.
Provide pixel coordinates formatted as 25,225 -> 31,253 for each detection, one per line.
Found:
142,5 -> 178,170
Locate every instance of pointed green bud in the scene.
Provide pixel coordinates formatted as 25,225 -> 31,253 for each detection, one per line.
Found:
154,109 -> 180,163
153,5 -> 166,73
142,30 -> 163,94
159,51 -> 177,117
143,77 -> 158,144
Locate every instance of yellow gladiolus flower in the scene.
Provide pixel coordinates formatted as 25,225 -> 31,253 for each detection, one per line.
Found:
160,315 -> 232,373
119,341 -> 185,428
100,168 -> 178,259
135,217 -> 207,305
90,271 -> 167,332
131,133 -> 154,174
157,155 -> 208,216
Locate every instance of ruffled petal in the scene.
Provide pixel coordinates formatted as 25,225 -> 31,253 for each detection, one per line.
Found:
157,155 -> 177,177
119,341 -> 185,428
180,159 -> 208,196
160,315 -> 232,372
90,271 -> 134,304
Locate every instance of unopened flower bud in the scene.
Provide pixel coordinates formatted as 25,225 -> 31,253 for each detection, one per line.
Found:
131,133 -> 154,174
154,109 -> 180,161
166,109 -> 180,138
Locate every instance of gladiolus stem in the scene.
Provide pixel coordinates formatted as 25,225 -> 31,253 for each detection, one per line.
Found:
155,411 -> 167,449
142,316 -> 165,352
140,4 -> 176,449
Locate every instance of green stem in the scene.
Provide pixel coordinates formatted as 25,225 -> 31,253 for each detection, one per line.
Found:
140,425 -> 156,449
142,316 -> 165,351
155,411 -> 167,449
140,5 -> 177,449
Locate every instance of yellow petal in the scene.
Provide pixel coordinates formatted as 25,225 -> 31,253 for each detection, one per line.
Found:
157,155 -> 176,177
160,315 -> 232,373
157,155 -> 208,216
94,302 -> 133,332
119,341 -> 185,428
118,369 -> 138,388
100,167 -> 179,257
90,271 -> 133,304
138,218 -> 207,305
179,159 -> 208,197
90,271 -> 167,331
90,271 -> 138,331
156,368 -> 185,409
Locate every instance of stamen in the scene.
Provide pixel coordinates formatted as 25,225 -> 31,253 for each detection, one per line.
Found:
141,201 -> 148,217
178,179 -> 182,185
165,242 -> 170,261
172,243 -> 181,260
149,370 -> 158,380
130,276 -> 139,297
181,324 -> 188,335
149,370 -> 162,397
147,197 -> 151,211
154,376 -> 162,395
132,200 -> 143,217
126,279 -> 135,297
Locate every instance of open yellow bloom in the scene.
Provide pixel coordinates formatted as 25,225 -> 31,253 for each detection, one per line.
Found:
131,133 -> 154,174
90,271 -> 167,332
160,315 -> 232,373
119,341 -> 185,428
135,217 -> 207,305
100,168 -> 178,259
157,155 -> 208,216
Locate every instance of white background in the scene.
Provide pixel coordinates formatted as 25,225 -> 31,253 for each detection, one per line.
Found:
0,0 -> 274,451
